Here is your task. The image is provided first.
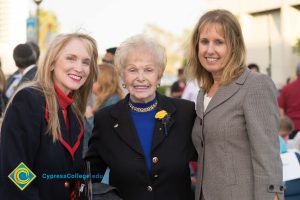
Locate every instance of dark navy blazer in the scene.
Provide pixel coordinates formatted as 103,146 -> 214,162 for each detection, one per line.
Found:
0,87 -> 84,200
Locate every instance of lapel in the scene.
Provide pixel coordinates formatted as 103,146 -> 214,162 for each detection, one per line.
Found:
204,68 -> 250,116
44,104 -> 83,160
110,96 -> 145,155
196,89 -> 204,119
110,93 -> 177,155
57,108 -> 84,160
151,93 -> 176,151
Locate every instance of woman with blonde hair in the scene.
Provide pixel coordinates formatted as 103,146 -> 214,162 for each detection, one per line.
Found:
84,63 -> 124,156
187,9 -> 283,200
92,63 -> 123,111
0,33 -> 98,200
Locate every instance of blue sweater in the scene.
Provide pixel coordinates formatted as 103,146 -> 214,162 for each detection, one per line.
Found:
129,98 -> 157,172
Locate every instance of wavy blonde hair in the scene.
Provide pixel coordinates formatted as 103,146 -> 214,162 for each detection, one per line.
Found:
4,33 -> 98,141
93,63 -> 124,110
186,9 -> 246,93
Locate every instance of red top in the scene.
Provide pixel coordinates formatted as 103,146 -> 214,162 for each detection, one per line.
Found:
44,85 -> 84,160
54,84 -> 74,131
278,77 -> 300,130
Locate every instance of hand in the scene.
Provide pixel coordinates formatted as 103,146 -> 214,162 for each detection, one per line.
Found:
85,106 -> 94,119
191,177 -> 197,186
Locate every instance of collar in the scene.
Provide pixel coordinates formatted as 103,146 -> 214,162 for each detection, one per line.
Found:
54,84 -> 74,109
22,64 -> 36,75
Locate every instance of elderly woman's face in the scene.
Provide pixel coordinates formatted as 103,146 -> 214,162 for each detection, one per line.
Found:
198,23 -> 228,77
123,51 -> 161,103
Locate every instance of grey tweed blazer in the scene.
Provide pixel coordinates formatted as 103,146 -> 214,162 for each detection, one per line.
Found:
192,68 -> 284,200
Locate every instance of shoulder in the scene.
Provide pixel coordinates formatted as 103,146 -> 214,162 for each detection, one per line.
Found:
3,87 -> 45,125
95,98 -> 125,119
243,71 -> 277,94
246,71 -> 274,86
107,94 -> 121,103
13,87 -> 44,103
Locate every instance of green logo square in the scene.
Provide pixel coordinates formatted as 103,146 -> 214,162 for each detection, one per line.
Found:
8,162 -> 36,191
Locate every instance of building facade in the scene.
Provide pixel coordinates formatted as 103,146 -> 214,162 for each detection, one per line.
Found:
0,0 -> 29,75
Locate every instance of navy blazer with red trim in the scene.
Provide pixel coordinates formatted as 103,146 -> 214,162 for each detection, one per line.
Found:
0,87 -> 84,200
85,93 -> 197,200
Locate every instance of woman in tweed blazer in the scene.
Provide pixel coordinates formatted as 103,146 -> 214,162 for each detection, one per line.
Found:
186,9 -> 283,200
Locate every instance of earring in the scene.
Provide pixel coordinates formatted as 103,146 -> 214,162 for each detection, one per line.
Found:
157,83 -> 160,88
122,83 -> 126,88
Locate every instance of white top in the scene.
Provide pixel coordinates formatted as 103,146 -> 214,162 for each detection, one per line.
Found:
22,64 -> 36,75
5,73 -> 22,98
204,93 -> 212,112
181,80 -> 200,104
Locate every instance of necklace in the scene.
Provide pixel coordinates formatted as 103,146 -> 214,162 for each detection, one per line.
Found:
128,100 -> 158,112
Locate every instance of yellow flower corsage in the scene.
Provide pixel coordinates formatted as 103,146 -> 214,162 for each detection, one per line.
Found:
155,110 -> 169,136
155,110 -> 168,120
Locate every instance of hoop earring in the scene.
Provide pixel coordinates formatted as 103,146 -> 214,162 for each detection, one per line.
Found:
122,83 -> 126,88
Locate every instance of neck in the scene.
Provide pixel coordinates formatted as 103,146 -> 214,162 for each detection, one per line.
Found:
212,72 -> 222,83
129,95 -> 156,104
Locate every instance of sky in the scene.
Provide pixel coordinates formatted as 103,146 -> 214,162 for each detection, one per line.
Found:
29,0 -> 207,54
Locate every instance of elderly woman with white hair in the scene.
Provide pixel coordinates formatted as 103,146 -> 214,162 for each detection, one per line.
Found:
85,34 -> 196,200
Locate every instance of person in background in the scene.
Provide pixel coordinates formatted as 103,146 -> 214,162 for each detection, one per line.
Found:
279,116 -> 294,149
85,34 -> 196,200
278,117 -> 294,153
5,43 -> 36,100
278,62 -> 300,140
86,46 -> 120,109
0,33 -> 98,200
247,63 -> 260,73
187,9 -> 283,200
170,68 -> 186,98
84,63 -> 124,185
0,59 -> 6,117
84,63 -> 124,155
102,47 -> 117,64
181,80 -> 200,103
18,41 -> 40,85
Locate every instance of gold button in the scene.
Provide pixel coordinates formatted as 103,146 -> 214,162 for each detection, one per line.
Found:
152,157 -> 158,164
147,186 -> 153,192
64,181 -> 69,188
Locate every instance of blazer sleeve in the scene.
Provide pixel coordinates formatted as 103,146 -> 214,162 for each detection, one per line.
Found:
243,74 -> 284,200
0,88 -> 43,200
84,111 -> 107,183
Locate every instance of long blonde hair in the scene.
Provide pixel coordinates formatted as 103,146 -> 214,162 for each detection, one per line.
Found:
93,63 -> 123,110
4,33 -> 98,141
186,9 -> 246,93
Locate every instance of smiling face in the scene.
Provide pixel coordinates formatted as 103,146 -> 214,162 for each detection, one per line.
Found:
52,38 -> 91,95
198,23 -> 229,78
123,50 -> 161,103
